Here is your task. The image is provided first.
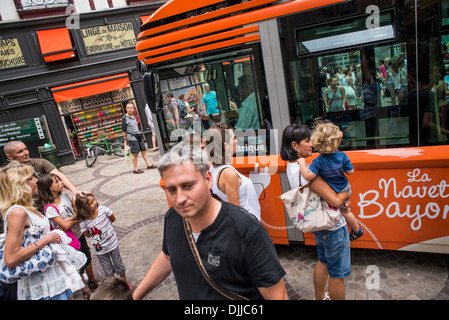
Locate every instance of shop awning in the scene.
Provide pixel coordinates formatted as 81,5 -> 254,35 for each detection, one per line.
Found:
51,73 -> 131,103
36,27 -> 75,62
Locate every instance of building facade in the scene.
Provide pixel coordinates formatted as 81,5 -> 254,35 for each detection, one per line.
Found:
0,0 -> 165,165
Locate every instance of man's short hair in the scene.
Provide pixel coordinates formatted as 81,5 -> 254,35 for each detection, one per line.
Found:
157,135 -> 209,178
3,141 -> 24,156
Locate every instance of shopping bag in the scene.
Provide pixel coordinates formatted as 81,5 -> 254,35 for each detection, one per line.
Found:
124,143 -> 132,162
281,184 -> 341,233
0,209 -> 55,284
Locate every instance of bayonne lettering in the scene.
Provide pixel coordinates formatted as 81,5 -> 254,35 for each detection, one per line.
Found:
358,168 -> 449,231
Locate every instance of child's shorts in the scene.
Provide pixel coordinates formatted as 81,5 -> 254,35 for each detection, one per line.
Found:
340,183 -> 352,197
338,183 -> 352,210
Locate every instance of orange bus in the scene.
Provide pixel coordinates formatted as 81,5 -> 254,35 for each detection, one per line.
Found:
136,0 -> 449,254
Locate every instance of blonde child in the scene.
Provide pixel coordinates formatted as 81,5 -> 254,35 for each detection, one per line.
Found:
298,122 -> 364,241
74,193 -> 130,287
37,174 -> 100,299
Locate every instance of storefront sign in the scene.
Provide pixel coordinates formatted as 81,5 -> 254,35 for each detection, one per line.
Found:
0,117 -> 47,147
81,22 -> 136,55
0,38 -> 26,69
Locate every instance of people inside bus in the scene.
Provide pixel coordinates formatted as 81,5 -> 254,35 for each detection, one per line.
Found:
205,122 -> 261,221
3,140 -> 86,203
386,58 -> 407,105
234,74 -> 260,131
297,122 -> 364,241
319,66 -> 329,100
323,75 -> 347,113
358,49 -> 377,147
144,104 -> 158,152
132,138 -> 287,300
280,123 -> 352,300
343,67 -> 357,110
121,102 -> 156,174
164,91 -> 181,129
336,67 -> 345,86
201,82 -> 220,122
178,93 -> 194,130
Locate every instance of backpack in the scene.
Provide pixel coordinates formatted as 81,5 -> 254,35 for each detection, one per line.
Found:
178,99 -> 188,118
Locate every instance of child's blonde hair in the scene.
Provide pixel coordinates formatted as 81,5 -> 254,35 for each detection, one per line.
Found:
311,122 -> 343,154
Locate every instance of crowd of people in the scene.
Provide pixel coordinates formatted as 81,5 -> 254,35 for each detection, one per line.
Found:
1,114 -> 362,300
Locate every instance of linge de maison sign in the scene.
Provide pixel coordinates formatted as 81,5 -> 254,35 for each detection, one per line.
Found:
81,22 -> 137,55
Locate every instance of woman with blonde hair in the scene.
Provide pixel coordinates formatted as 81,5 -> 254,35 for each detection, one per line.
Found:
0,161 -> 85,300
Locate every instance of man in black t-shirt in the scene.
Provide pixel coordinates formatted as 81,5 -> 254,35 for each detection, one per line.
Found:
133,139 -> 287,300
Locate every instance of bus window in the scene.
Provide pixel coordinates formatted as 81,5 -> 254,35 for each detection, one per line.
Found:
283,11 -> 415,150
154,47 -> 271,154
281,2 -> 449,149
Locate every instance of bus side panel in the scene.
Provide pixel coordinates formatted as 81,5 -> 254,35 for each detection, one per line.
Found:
305,165 -> 449,254
256,172 -> 289,245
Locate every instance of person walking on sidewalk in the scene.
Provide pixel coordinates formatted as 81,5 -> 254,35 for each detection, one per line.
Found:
121,102 -> 156,174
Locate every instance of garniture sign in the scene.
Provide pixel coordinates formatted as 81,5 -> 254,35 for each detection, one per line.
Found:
81,22 -> 136,55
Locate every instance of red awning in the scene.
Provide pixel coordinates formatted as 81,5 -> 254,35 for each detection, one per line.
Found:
51,73 -> 131,103
36,27 -> 75,62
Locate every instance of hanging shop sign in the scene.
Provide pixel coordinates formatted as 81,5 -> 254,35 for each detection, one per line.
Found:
81,22 -> 137,55
0,38 -> 26,69
0,117 -> 48,147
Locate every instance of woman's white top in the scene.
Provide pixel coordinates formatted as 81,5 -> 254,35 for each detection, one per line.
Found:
286,161 -> 308,189
4,205 -> 85,300
210,164 -> 261,221
286,162 -> 345,231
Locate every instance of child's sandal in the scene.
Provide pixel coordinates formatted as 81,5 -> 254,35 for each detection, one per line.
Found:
349,227 -> 365,241
88,280 -> 100,290
82,289 -> 92,300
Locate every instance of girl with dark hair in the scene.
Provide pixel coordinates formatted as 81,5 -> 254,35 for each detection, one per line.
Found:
37,174 -> 99,299
75,193 -> 130,289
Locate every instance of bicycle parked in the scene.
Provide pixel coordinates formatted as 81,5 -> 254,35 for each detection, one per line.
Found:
84,137 -> 124,167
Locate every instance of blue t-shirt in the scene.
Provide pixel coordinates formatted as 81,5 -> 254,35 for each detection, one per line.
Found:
202,91 -> 219,114
308,151 -> 353,193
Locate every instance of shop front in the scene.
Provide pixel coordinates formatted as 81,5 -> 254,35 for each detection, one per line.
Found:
51,73 -> 139,159
0,3 -> 162,166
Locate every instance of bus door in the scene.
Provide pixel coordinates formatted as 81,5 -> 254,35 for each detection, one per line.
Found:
146,45 -> 291,244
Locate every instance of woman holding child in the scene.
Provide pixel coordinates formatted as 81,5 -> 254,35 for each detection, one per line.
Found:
280,123 -> 353,300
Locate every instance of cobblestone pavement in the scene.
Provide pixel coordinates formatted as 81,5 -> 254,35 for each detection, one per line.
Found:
65,150 -> 449,300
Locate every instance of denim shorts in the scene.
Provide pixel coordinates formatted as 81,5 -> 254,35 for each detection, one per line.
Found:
313,225 -> 351,279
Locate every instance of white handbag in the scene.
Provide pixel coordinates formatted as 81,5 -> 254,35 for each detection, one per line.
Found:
281,184 -> 341,233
